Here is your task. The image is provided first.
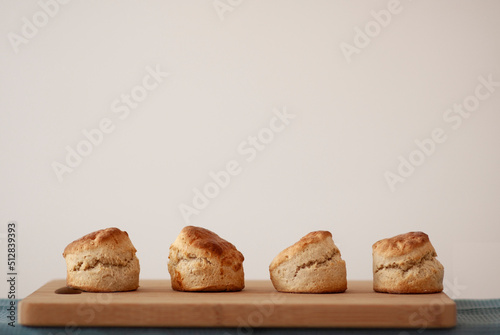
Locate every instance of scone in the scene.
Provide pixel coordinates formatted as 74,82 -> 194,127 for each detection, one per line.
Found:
372,231 -> 444,294
269,231 -> 347,293
63,227 -> 140,292
168,226 -> 245,292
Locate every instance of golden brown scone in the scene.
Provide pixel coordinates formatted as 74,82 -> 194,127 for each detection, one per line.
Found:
269,231 -> 347,293
63,227 -> 140,292
372,231 -> 444,294
168,226 -> 244,292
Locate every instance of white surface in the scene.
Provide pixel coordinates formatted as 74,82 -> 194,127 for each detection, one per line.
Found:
1,0 -> 499,299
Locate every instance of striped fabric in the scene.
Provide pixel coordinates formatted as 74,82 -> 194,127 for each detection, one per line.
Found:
1,299 -> 499,334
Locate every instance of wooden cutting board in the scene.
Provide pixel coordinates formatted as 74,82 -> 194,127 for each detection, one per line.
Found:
19,280 -> 456,328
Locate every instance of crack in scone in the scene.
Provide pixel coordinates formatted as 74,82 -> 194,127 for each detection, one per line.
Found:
293,250 -> 337,278
170,250 -> 214,267
71,257 -> 135,272
175,256 -> 213,266
374,252 -> 435,274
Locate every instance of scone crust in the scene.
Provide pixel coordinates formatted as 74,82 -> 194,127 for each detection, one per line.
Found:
269,231 -> 333,271
269,231 -> 347,293
168,226 -> 245,292
63,227 -> 140,292
372,231 -> 435,262
372,231 -> 443,294
63,227 -> 136,256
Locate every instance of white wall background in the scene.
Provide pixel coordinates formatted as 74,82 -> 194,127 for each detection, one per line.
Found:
1,0 -> 499,299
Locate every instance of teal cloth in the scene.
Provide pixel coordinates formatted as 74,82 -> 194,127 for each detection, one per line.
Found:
1,299 -> 499,334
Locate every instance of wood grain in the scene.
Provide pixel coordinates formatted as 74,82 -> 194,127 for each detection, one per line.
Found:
19,280 -> 456,328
